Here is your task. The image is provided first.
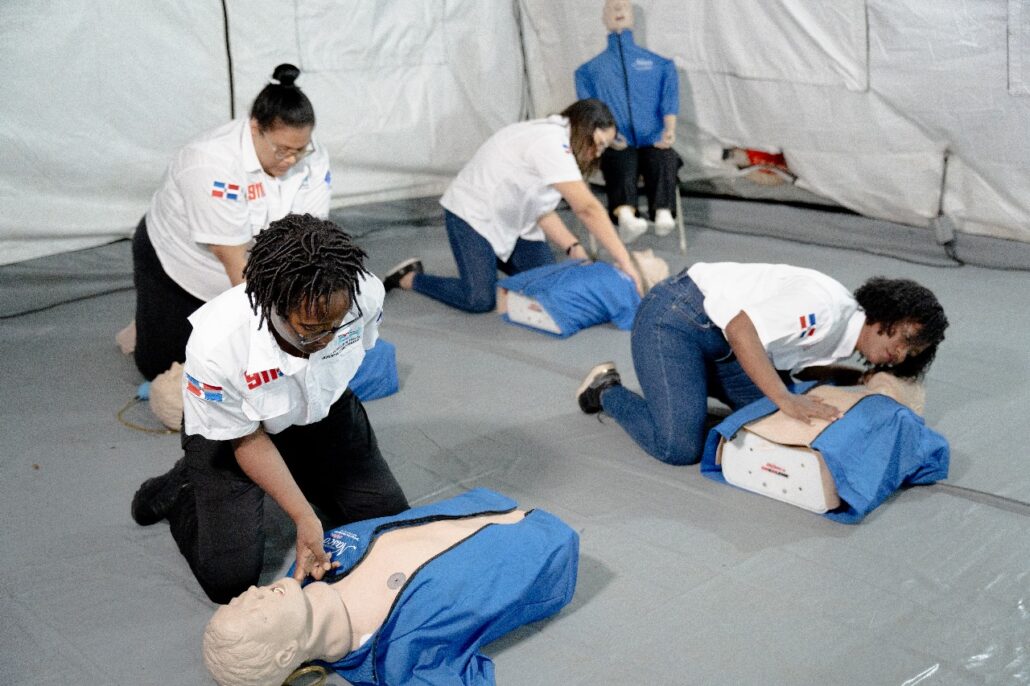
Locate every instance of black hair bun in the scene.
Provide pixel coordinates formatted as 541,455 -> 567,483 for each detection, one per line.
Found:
271,63 -> 301,88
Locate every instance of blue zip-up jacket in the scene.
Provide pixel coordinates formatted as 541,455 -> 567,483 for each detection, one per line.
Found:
575,30 -> 679,147
498,260 -> 640,338
700,383 -> 950,523
288,489 -> 579,685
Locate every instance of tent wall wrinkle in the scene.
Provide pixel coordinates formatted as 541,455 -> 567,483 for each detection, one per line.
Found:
0,1 -> 525,265
2,0 -> 1029,265
519,0 -> 1030,248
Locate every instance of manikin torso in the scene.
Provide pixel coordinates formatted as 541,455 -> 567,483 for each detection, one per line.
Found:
329,510 -> 526,655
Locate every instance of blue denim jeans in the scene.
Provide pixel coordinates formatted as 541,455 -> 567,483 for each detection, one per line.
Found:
601,271 -> 765,465
411,210 -> 555,312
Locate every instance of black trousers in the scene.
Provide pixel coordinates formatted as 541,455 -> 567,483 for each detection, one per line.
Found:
599,146 -> 682,221
168,389 -> 409,603
132,217 -> 204,380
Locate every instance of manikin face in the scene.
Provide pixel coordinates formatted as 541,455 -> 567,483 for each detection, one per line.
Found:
250,119 -> 314,177
225,578 -> 312,647
855,320 -> 927,367
204,578 -> 312,685
603,0 -> 634,33
270,290 -> 354,357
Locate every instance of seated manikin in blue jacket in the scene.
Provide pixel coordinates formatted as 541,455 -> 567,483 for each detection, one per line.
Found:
202,489 -> 579,686
575,0 -> 681,241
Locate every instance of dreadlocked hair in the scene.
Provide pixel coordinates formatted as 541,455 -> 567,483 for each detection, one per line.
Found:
244,213 -> 368,329
854,276 -> 949,379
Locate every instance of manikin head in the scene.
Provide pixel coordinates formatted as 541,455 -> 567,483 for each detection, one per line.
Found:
203,578 -> 351,686
249,63 -> 317,177
603,0 -> 634,33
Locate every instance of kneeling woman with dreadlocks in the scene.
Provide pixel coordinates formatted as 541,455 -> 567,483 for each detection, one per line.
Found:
130,214 -> 409,604
576,262 -> 948,467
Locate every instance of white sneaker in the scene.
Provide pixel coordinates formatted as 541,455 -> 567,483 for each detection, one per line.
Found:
617,208 -> 648,244
654,209 -> 675,237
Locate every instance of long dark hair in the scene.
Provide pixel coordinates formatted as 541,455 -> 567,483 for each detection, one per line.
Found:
561,99 -> 616,176
250,63 -> 315,131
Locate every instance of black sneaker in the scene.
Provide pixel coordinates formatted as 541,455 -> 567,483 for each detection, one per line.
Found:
131,461 -> 190,526
382,258 -> 424,292
576,362 -> 622,414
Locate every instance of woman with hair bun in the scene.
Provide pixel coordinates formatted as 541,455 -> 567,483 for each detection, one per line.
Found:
385,98 -> 643,312
131,63 -> 332,380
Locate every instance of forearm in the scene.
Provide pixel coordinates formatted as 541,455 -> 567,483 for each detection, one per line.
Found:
208,243 -> 249,286
663,114 -> 677,132
537,211 -> 580,254
576,200 -> 633,265
233,428 -> 314,523
724,311 -> 791,404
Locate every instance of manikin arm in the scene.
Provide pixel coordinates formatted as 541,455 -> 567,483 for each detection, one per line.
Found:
208,243 -> 249,287
724,311 -> 842,424
551,180 -> 643,295
233,427 -> 333,580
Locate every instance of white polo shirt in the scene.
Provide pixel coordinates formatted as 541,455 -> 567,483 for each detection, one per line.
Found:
146,118 -> 332,301
687,262 -> 866,374
181,274 -> 384,441
440,115 -> 584,261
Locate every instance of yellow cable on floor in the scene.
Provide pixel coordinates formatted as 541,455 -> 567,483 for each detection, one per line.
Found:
283,664 -> 328,686
116,397 -> 176,435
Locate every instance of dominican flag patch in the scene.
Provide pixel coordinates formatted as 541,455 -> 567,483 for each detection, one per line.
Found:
211,180 -> 240,200
185,373 -> 224,402
798,313 -> 817,338
562,143 -> 572,155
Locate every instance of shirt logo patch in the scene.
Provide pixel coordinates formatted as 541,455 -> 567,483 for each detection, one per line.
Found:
245,368 -> 284,390
337,328 -> 362,349
185,373 -> 224,402
324,170 -> 332,186
211,180 -> 240,201
633,57 -> 654,70
798,313 -> 817,338
326,529 -> 359,559
247,182 -> 265,201
562,143 -> 572,155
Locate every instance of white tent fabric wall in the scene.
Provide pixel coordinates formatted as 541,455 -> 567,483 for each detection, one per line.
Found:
0,1 -> 526,265
519,0 -> 1030,246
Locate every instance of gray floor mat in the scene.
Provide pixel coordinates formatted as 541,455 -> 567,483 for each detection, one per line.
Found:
1,207 -> 1027,685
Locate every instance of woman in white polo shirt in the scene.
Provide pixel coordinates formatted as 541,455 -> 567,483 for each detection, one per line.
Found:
130,215 -> 408,604
384,99 -> 643,312
132,63 -> 332,380
575,263 -> 949,466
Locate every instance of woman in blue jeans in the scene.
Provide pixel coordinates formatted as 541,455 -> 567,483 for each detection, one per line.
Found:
384,99 -> 642,311
576,262 -> 948,465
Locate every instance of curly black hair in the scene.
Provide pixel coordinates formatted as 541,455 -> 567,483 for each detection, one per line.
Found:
854,277 -> 948,378
243,214 -> 368,330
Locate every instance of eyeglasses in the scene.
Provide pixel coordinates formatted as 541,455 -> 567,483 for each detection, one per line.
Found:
271,302 -> 363,346
261,130 -> 315,162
